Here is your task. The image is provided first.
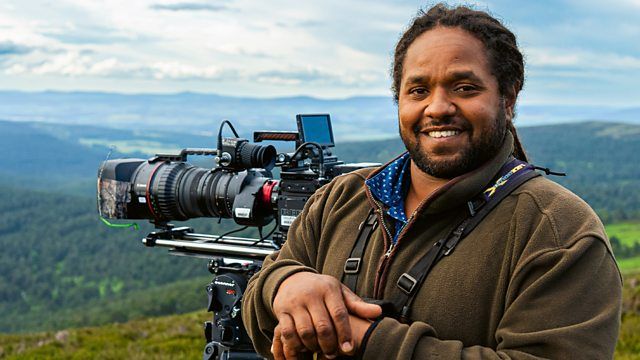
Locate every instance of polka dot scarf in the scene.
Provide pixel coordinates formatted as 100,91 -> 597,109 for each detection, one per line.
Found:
365,152 -> 411,243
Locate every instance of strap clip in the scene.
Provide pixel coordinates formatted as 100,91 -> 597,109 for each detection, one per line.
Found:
344,258 -> 361,274
397,273 -> 418,295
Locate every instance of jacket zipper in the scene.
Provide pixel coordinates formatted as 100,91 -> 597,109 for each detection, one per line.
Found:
374,212 -> 416,298
365,187 -> 392,297
368,189 -> 418,298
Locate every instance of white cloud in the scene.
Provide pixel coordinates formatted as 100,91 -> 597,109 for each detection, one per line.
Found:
0,0 -> 396,95
3,50 -> 232,80
527,47 -> 640,71
623,0 -> 640,7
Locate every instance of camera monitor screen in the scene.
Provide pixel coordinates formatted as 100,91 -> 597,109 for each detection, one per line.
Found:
297,114 -> 335,148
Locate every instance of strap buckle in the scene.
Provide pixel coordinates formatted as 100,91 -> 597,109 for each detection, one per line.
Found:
344,258 -> 361,274
467,198 -> 486,216
397,273 -> 418,295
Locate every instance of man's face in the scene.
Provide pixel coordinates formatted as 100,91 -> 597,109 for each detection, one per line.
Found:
398,26 -> 513,179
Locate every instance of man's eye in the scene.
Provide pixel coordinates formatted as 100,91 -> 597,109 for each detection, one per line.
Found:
455,85 -> 477,92
409,88 -> 428,95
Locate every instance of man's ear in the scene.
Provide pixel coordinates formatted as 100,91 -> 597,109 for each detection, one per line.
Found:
503,85 -> 518,121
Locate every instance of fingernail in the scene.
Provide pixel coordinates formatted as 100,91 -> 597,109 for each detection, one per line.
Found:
270,344 -> 274,353
325,355 -> 336,359
342,341 -> 353,352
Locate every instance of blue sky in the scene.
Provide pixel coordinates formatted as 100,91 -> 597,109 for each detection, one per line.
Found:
0,0 -> 638,106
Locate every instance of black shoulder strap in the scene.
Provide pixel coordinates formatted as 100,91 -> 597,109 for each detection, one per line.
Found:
393,160 -> 540,323
341,209 -> 378,292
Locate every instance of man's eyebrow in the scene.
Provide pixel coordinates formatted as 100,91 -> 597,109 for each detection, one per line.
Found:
404,71 -> 484,85
447,70 -> 484,84
405,75 -> 429,85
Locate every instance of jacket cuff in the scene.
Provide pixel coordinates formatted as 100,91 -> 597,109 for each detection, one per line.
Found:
261,263 -> 318,315
355,318 -> 382,359
360,317 -> 438,360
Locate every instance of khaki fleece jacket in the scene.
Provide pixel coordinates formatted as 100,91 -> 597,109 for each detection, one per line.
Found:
242,133 -> 622,359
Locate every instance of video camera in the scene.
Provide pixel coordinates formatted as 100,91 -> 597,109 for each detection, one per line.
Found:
97,114 -> 379,359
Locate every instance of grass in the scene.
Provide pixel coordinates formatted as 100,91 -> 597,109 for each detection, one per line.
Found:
606,222 -> 640,247
606,221 -> 640,275
619,256 -> 640,275
0,311 -> 208,359
619,272 -> 640,359
616,313 -> 640,359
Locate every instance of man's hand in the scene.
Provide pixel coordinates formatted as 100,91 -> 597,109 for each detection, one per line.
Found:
272,272 -> 381,358
272,314 -> 373,360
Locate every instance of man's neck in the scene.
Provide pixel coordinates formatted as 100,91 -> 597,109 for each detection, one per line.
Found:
405,160 -> 449,216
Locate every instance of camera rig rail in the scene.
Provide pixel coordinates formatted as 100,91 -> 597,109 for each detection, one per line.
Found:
142,225 -> 278,261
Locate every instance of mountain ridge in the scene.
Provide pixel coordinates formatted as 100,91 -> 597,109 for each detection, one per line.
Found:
1,91 -> 637,142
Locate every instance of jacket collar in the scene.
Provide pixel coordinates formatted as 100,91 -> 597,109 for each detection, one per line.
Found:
365,132 -> 515,215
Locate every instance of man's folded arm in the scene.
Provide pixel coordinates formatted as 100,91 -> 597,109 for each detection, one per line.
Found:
358,237 -> 622,360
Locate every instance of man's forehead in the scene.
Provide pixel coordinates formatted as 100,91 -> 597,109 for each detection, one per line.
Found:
402,27 -> 492,81
408,26 -> 487,55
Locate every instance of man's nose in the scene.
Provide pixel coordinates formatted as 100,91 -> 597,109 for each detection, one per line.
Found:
424,88 -> 456,120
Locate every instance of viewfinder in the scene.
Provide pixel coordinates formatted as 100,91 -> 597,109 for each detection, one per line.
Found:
296,114 -> 335,148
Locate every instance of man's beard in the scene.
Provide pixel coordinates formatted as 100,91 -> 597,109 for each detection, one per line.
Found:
400,107 -> 507,179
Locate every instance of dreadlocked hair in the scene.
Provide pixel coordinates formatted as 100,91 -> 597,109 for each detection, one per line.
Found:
391,3 -> 528,162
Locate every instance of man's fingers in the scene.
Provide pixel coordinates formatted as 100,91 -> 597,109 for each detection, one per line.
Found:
294,309 -> 319,352
341,284 -> 382,319
307,297 -> 340,358
278,313 -> 305,354
283,342 -> 299,360
324,290 -> 355,354
274,323 -> 302,360
273,325 -> 286,360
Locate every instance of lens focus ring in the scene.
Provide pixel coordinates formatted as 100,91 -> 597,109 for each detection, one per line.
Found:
155,163 -> 190,220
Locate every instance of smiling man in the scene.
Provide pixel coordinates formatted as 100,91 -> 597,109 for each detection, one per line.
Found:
242,4 -> 622,359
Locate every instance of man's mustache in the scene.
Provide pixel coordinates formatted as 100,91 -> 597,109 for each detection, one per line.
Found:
412,117 -> 471,135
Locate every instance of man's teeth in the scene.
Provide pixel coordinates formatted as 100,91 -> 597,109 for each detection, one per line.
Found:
428,130 -> 460,138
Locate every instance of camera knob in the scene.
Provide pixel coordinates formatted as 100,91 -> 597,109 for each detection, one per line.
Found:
217,152 -> 232,167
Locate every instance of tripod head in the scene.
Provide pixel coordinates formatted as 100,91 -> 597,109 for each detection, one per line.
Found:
203,258 -> 263,360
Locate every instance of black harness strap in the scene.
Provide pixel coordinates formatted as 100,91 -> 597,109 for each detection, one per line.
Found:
393,166 -> 541,322
342,209 -> 378,292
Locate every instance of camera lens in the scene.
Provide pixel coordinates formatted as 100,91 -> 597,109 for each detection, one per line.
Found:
239,143 -> 276,170
98,159 -> 275,226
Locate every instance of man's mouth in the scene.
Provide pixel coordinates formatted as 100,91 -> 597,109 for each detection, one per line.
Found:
427,130 -> 461,138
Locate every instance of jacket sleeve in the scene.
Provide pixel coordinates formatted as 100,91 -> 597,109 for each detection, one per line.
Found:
360,237 -> 622,359
242,184 -> 330,358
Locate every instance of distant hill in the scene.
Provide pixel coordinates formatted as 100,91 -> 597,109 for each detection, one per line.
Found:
0,120 -> 215,192
0,91 -> 638,141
